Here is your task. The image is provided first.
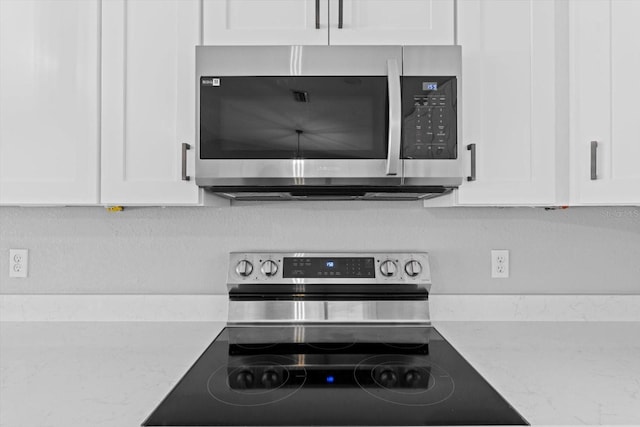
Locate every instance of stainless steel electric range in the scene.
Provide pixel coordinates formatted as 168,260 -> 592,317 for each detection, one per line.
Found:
143,252 -> 528,426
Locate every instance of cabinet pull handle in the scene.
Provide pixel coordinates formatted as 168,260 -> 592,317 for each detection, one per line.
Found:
590,140 -> 598,180
467,143 -> 476,182
315,0 -> 320,29
182,143 -> 191,181
338,0 -> 344,29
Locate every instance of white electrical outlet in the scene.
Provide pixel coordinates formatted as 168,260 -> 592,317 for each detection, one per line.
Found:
491,250 -> 509,279
9,249 -> 28,278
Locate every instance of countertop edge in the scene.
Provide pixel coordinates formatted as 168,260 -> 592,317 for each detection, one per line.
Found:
3,294 -> 640,322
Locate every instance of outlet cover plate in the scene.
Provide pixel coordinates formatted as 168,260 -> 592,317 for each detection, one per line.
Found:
9,249 -> 28,278
491,249 -> 509,279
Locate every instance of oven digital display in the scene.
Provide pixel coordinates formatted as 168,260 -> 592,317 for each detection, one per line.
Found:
283,257 -> 375,278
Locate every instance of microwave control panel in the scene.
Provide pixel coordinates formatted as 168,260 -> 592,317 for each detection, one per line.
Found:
402,77 -> 457,159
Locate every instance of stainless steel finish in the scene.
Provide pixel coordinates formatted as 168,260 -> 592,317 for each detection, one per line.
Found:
260,260 -> 278,277
315,0 -> 320,29
196,163 -> 462,187
197,161 -> 398,184
404,260 -> 422,277
181,143 -> 191,181
227,252 -> 431,290
196,165 -> 463,186
228,300 -> 430,325
403,46 -> 462,76
196,46 -> 463,195
196,45 -> 402,77
212,189 -> 453,201
235,260 -> 253,277
227,252 -> 432,325
467,143 -> 476,182
590,140 -> 598,180
338,0 -> 344,29
386,59 -> 401,176
403,46 -> 463,183
379,260 -> 397,277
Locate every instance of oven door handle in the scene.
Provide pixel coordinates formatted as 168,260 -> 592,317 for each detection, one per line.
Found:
386,59 -> 401,176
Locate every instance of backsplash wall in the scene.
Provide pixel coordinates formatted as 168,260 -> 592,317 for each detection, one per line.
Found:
1,203 -> 639,294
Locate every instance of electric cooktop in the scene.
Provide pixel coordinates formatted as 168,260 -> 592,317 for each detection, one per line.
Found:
143,325 -> 528,426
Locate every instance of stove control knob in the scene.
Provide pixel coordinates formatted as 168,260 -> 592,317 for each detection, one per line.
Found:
404,260 -> 422,277
379,369 -> 398,387
261,260 -> 278,277
404,369 -> 422,387
379,260 -> 397,277
235,370 -> 254,389
235,260 -> 253,277
261,370 -> 280,388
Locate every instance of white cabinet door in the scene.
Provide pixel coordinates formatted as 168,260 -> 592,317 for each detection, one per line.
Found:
0,0 -> 100,205
101,0 -> 201,205
455,0 -> 558,205
203,0 -> 329,45
328,0 -> 454,45
570,0 -> 640,205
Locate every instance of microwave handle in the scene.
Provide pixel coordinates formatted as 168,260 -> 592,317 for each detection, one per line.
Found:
386,59 -> 401,176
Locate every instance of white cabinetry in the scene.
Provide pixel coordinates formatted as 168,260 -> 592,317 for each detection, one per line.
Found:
203,0 -> 454,46
203,0 -> 329,45
454,0 -> 559,206
101,0 -> 202,205
569,0 -> 640,205
328,0 -> 454,45
0,0 -> 100,205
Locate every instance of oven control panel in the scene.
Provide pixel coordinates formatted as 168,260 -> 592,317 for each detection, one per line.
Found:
228,252 -> 431,285
283,257 -> 375,279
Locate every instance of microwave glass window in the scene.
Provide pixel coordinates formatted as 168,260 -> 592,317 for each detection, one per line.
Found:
200,77 -> 388,159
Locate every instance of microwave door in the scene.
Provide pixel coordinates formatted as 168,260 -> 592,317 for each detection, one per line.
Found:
385,58 -> 402,176
196,46 -> 405,186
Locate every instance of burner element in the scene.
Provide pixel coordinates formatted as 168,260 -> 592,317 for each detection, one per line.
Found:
354,355 -> 455,406
207,355 -> 307,407
228,327 -> 293,351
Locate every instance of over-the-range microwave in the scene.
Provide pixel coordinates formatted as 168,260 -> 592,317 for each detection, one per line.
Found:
195,45 -> 462,201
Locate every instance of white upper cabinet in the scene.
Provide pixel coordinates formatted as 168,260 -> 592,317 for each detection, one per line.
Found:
0,0 -> 100,205
203,0 -> 330,45
454,0 -> 559,206
203,0 -> 453,46
101,0 -> 202,205
569,0 -> 640,205
328,0 -> 454,45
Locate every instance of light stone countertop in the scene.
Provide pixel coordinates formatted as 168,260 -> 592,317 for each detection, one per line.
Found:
1,321 -> 639,427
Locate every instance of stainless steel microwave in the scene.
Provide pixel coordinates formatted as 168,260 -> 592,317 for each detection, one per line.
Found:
195,45 -> 462,201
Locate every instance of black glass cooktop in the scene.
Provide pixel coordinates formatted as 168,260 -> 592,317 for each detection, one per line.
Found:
143,326 -> 528,426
